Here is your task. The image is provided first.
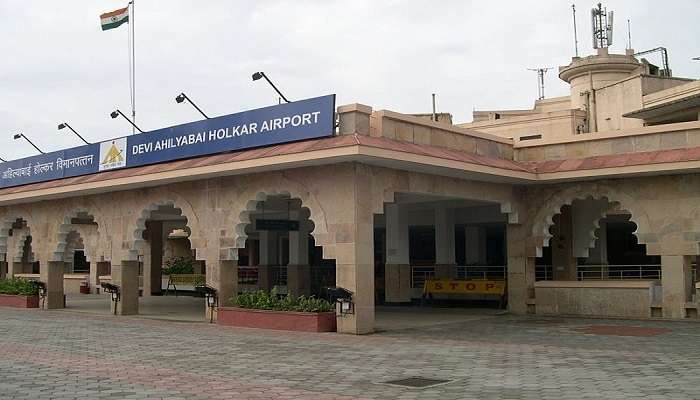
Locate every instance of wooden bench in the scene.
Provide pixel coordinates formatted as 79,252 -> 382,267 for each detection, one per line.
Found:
165,274 -> 205,296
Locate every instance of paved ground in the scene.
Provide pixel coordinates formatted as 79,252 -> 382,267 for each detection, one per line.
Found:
1,305 -> 700,399
65,294 -> 207,322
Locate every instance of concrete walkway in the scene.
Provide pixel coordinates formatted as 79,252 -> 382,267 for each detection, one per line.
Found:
64,294 -> 207,322
2,306 -> 700,399
65,294 -> 502,327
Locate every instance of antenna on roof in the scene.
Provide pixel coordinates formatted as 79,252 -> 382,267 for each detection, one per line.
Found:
627,19 -> 632,50
591,2 -> 613,49
572,4 -> 579,57
527,67 -> 553,100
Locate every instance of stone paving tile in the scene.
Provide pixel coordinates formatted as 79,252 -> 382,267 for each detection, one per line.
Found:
1,308 -> 700,399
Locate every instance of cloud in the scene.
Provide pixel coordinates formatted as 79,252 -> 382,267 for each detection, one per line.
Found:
0,0 -> 697,159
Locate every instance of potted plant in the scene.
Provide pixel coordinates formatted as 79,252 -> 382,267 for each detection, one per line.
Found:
0,278 -> 40,308
162,256 -> 195,275
217,288 -> 336,332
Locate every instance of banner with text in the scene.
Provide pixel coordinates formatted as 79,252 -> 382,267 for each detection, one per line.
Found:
1,94 -> 336,188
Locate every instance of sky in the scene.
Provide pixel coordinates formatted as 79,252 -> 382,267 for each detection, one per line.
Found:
0,0 -> 698,159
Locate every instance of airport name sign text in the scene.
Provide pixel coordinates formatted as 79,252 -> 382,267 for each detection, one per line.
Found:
1,94 -> 335,188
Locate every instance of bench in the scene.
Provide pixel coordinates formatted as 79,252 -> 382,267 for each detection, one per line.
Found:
165,274 -> 205,296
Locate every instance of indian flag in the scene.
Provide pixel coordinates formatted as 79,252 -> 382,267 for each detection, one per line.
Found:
100,6 -> 129,31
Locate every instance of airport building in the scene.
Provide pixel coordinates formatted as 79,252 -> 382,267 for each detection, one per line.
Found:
2,20 -> 700,334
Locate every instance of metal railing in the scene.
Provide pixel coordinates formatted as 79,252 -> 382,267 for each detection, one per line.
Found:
455,265 -> 506,280
536,265 -> 553,281
238,266 -> 258,285
411,266 -> 435,289
576,264 -> 662,280
271,266 -> 287,287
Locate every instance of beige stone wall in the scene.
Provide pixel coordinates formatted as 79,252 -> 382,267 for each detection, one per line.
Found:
521,174 -> 700,258
514,122 -> 700,161
534,281 -> 658,318
642,78 -> 700,107
593,75 -> 645,131
3,156 -> 700,323
364,109 -> 514,160
462,110 -> 585,141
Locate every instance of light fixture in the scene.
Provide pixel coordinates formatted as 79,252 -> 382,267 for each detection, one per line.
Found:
35,281 -> 47,308
196,284 -> 218,323
251,71 -> 291,103
58,122 -> 90,145
101,282 -> 121,315
110,109 -> 144,133
13,133 -> 45,154
174,92 -> 209,119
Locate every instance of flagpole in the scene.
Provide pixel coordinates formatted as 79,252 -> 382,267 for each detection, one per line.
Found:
126,2 -> 134,135
131,0 -> 136,134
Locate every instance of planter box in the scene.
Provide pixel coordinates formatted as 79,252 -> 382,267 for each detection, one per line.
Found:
0,294 -> 39,308
217,307 -> 336,332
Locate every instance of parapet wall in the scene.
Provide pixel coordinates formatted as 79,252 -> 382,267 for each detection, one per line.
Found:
514,121 -> 700,162
337,104 -> 514,160
337,103 -> 700,165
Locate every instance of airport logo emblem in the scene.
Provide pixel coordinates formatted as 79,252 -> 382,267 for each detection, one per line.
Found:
99,138 -> 127,171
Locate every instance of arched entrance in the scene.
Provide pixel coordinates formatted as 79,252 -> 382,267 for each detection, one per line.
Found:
535,199 -> 660,282
235,194 -> 334,299
374,192 -> 510,330
125,202 -> 206,320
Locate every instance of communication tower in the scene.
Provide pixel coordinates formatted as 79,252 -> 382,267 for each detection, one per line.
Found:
591,3 -> 613,49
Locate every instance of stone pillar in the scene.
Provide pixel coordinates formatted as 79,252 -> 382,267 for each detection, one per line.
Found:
257,231 -> 276,291
143,221 -> 163,296
205,259 -> 237,321
337,103 -> 372,136
507,223 -> 536,314
112,261 -> 139,315
384,203 -> 411,303
287,228 -> 310,296
434,207 -> 456,278
661,255 -> 692,319
40,261 -> 65,309
551,206 -> 578,281
465,226 -> 487,265
8,262 -> 18,277
335,167 -> 375,334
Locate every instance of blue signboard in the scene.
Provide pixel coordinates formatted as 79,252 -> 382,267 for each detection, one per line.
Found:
1,94 -> 335,188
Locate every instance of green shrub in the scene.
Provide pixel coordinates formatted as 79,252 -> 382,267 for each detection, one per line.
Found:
162,256 -> 195,275
0,278 -> 40,296
234,288 -> 334,313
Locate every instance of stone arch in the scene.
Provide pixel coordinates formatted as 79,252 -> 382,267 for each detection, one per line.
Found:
50,208 -> 103,262
383,189 -> 518,224
221,174 -> 331,260
531,184 -> 653,257
125,198 -> 199,261
0,214 -> 35,262
369,168 -> 521,224
229,191 -> 317,261
11,230 -> 33,263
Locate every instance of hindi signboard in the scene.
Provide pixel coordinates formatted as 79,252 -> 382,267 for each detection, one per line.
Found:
0,94 -> 336,189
